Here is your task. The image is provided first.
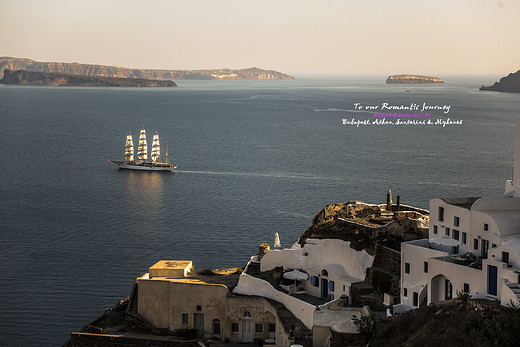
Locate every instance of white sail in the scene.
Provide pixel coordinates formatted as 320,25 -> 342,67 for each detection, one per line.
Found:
124,133 -> 134,162
151,132 -> 160,162
137,128 -> 148,160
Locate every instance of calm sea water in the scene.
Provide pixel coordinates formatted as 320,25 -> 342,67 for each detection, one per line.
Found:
0,76 -> 518,346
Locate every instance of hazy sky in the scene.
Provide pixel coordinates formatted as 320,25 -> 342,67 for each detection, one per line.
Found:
1,0 -> 519,75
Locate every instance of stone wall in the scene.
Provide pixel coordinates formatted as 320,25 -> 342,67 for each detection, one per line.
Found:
355,294 -> 387,312
64,332 -> 199,347
350,282 -> 373,307
366,268 -> 400,297
373,244 -> 401,274
346,203 -> 382,220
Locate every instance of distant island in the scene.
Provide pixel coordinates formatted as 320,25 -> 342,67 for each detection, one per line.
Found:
480,70 -> 520,93
386,74 -> 444,84
0,69 -> 177,87
0,57 -> 295,80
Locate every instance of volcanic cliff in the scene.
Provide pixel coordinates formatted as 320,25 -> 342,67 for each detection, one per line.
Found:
0,57 -> 294,80
480,70 -> 520,93
0,69 -> 177,87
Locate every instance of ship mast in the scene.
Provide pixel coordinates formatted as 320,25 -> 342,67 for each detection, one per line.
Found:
137,128 -> 148,160
124,132 -> 134,162
165,141 -> 169,164
151,132 -> 160,163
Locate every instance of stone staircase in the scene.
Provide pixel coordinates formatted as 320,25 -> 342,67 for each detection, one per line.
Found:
506,283 -> 520,304
380,211 -> 394,219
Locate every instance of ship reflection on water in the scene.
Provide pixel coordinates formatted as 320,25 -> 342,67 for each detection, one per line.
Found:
122,171 -> 174,221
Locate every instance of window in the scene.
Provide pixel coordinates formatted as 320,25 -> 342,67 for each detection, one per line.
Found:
463,283 -> 470,293
321,269 -> 328,276
502,252 -> 510,265
492,244 -> 497,249
243,311 -> 252,318
196,305 -> 202,311
255,323 -> 264,334
405,262 -> 410,274
484,223 -> 489,231
182,313 -> 189,325
343,285 -> 346,292
212,319 -> 221,335
452,246 -> 459,254
413,292 -> 418,307
310,276 -> 319,287
454,216 -> 460,227
231,323 -> 239,333
438,207 -> 444,221
453,229 -> 460,241
268,323 -> 276,333
424,262 -> 428,273
403,288 -> 407,297
482,240 -> 489,259
328,281 -> 334,292
462,232 -> 467,245
445,227 -> 450,236
433,225 -> 438,234
474,238 -> 479,250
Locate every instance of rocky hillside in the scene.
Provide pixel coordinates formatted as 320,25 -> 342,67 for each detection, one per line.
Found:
299,200 -> 428,252
386,74 -> 444,84
369,299 -> 520,347
0,57 -> 295,80
0,69 -> 177,87
480,70 -> 520,93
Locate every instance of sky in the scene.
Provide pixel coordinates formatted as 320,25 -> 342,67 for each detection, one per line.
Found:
1,0 -> 519,76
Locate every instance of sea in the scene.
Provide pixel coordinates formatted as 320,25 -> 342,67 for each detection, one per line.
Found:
0,75 -> 518,346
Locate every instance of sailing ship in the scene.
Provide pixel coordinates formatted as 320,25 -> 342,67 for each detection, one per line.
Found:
109,128 -> 176,171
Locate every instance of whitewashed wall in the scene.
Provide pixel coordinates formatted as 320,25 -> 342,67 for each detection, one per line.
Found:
233,273 -> 315,329
260,239 -> 374,282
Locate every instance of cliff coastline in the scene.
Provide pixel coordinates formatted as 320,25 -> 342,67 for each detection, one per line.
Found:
0,69 -> 177,87
386,74 -> 444,84
480,70 -> 520,93
0,57 -> 295,80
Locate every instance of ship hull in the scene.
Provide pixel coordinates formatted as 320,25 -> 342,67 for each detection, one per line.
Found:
110,160 -> 176,172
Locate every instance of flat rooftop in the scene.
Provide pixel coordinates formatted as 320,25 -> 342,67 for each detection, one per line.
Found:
150,260 -> 192,271
141,267 -> 242,292
314,309 -> 363,333
440,197 -> 480,210
185,268 -> 242,289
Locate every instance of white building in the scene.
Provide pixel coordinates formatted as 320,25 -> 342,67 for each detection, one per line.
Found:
256,238 -> 374,305
234,238 -> 375,347
400,120 -> 520,310
135,260 -> 294,345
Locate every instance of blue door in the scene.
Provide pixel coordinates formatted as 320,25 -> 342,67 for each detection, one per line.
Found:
321,278 -> 328,298
445,279 -> 452,300
488,265 -> 498,296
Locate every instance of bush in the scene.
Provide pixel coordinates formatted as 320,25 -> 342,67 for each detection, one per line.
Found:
456,289 -> 471,302
353,313 -> 375,336
175,328 -> 197,339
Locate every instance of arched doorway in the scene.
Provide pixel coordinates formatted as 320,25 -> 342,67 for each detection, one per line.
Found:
430,274 -> 453,304
241,311 -> 253,342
